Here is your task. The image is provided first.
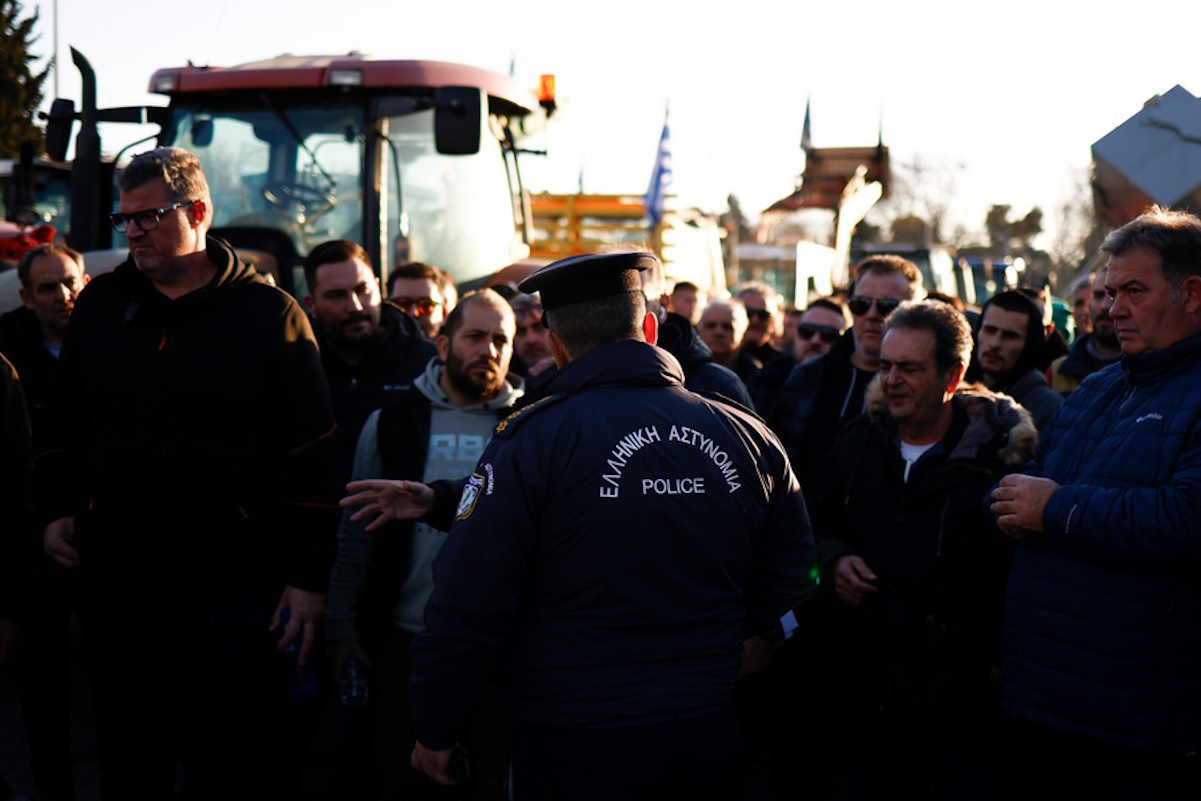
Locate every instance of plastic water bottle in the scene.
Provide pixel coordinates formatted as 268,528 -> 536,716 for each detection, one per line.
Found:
277,608 -> 317,697
340,655 -> 370,707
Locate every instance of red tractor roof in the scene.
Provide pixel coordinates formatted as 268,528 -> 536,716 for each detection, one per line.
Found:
149,53 -> 541,117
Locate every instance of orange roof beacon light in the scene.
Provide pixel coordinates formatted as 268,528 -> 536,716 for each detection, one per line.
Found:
538,74 -> 557,116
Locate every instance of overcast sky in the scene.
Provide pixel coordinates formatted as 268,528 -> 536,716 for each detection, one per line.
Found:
28,0 -> 1200,247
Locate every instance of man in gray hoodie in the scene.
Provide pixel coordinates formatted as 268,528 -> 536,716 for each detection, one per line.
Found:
325,288 -> 522,799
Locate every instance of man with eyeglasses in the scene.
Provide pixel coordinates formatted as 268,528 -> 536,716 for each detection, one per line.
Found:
812,299 -> 1035,799
33,147 -> 343,798
304,240 -> 438,479
760,259 -> 919,797
388,262 -> 455,339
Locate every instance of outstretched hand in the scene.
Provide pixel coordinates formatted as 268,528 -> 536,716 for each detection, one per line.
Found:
342,479 -> 435,531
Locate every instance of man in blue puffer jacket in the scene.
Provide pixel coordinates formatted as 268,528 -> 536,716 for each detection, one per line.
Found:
989,206 -> 1201,799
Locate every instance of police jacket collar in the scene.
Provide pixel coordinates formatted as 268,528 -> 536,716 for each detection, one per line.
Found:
549,339 -> 685,396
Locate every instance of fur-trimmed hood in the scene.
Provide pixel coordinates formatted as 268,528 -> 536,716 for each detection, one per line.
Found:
864,375 -> 1038,467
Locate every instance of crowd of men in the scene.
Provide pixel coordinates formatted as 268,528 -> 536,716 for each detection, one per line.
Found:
0,145 -> 1199,801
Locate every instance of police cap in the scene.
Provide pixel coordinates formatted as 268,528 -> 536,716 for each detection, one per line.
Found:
518,251 -> 657,314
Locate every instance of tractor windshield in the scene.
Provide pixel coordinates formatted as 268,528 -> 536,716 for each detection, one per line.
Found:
162,94 -> 521,292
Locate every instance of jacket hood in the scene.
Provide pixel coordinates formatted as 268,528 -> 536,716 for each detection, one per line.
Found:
655,312 -> 714,370
864,376 -> 1037,467
114,235 -> 266,311
550,339 -> 685,396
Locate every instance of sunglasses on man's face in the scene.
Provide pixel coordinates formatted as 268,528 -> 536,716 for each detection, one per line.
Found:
796,324 -> 841,344
744,307 -> 772,322
846,295 -> 901,317
391,296 -> 440,316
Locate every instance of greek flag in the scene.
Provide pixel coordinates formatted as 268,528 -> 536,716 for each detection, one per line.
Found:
644,108 -> 672,227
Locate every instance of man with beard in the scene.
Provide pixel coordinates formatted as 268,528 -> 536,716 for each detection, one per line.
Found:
326,289 -> 522,799
966,291 -> 1064,433
304,240 -> 437,477
1051,269 -> 1122,394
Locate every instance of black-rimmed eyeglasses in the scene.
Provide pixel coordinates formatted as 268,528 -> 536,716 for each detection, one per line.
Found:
110,200 -> 196,233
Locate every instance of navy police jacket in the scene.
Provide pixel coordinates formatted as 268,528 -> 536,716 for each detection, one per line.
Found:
410,340 -> 816,749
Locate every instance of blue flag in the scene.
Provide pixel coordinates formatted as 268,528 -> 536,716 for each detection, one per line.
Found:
644,108 -> 672,227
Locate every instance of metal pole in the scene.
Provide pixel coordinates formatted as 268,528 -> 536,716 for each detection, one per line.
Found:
53,0 -> 59,98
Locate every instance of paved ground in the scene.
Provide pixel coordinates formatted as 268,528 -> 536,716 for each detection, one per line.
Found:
0,616 -> 354,801
0,616 -> 101,801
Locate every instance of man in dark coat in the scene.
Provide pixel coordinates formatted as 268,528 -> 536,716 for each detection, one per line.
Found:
0,353 -> 34,666
991,207 -> 1201,799
0,244 -> 88,405
34,147 -> 343,799
400,252 -> 815,800
303,239 -> 438,478
0,243 -> 101,800
812,300 -> 1036,800
966,290 -> 1063,433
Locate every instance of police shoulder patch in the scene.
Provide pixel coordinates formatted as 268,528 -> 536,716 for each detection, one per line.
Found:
493,393 -> 565,439
456,472 -> 486,521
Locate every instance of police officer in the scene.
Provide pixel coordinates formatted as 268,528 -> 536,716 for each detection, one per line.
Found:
406,251 -> 816,800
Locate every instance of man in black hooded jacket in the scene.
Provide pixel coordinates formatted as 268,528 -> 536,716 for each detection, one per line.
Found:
966,290 -> 1063,433
34,147 -> 342,800
303,239 -> 438,478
